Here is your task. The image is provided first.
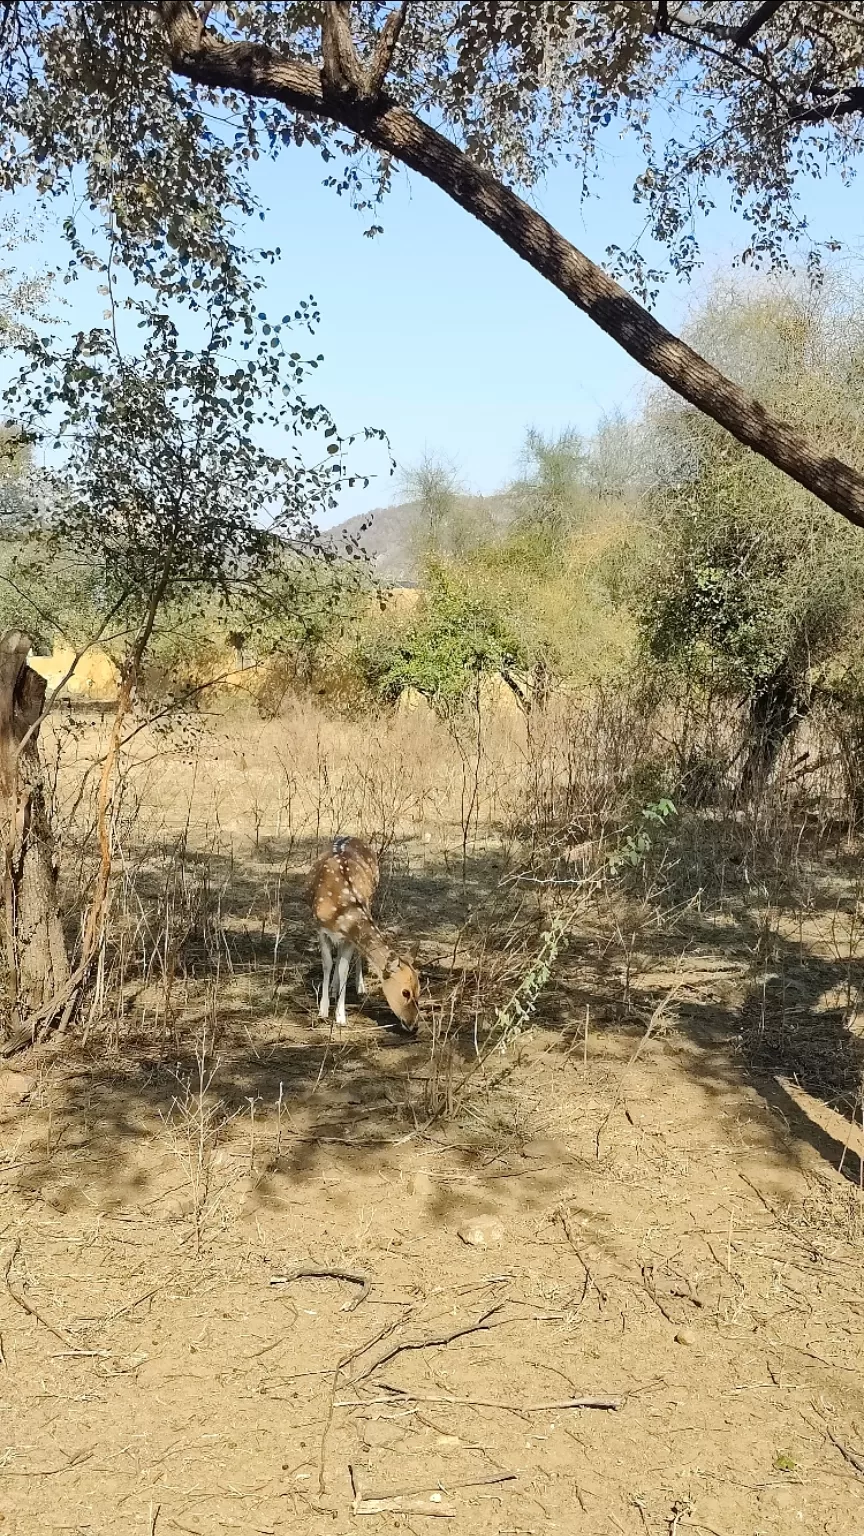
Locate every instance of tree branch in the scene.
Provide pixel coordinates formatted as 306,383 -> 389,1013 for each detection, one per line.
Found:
321,0 -> 408,102
195,1 -> 213,46
792,85 -> 864,123
670,1 -> 784,50
731,1 -> 784,48
320,0 -> 366,98
157,0 -> 864,531
366,1 -> 409,98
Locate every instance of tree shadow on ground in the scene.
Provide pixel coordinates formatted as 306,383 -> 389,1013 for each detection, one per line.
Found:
2,835 -> 534,1209
112,832 -> 512,979
7,814 -> 864,1209
533,808 -> 864,1187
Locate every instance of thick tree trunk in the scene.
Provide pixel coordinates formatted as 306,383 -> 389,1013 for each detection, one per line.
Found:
0,631 -> 69,1038
739,663 -> 805,800
158,0 -> 864,531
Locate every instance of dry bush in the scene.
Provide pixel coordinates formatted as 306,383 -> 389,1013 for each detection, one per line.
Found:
517,678 -> 660,846
25,676 -> 864,1131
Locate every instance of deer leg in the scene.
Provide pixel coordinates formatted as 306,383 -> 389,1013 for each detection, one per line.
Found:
318,930 -> 333,1020
355,950 -> 366,997
334,941 -> 353,1026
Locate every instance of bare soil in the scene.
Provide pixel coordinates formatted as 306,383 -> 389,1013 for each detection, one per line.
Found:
3,918 -> 864,1533
2,711 -> 864,1534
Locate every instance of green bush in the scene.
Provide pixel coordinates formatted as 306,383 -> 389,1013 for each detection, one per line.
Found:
357,562 -> 525,707
638,273 -> 864,790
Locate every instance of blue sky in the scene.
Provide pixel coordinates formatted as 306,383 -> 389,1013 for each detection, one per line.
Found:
9,125 -> 863,528
245,137 -> 864,525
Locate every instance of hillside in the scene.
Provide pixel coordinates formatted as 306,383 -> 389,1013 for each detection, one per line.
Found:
325,490 -> 517,581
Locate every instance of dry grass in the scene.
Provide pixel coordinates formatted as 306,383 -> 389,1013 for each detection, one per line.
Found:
2,687 -> 864,1532
36,686 -> 864,1096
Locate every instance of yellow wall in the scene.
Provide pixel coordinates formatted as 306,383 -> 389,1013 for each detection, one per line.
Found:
29,644 -> 119,700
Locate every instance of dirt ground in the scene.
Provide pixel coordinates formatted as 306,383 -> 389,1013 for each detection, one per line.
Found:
2,713 -> 864,1535
3,918 -> 864,1532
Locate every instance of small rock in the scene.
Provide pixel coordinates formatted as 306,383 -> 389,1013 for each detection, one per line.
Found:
674,1327 -> 696,1346
163,1195 -> 196,1224
457,1220 -> 504,1248
363,1419 -> 406,1448
0,1069 -> 35,1103
520,1137 -> 559,1160
93,1193 -> 124,1216
44,1183 -> 90,1215
134,1356 -> 169,1387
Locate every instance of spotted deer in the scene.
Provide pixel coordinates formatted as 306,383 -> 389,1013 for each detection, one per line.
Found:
307,836 -> 420,1031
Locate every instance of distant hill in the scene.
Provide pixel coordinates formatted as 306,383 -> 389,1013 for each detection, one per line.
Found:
324,491 -> 517,582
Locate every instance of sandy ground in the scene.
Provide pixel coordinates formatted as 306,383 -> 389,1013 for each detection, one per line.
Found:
2,873 -> 864,1536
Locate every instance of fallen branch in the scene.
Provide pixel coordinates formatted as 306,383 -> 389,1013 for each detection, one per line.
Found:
0,1449 -> 93,1477
0,955 -> 90,1057
357,1472 -> 516,1500
813,1408 -> 864,1477
317,1367 -> 339,1498
2,1239 -> 78,1349
354,1495 -> 455,1517
641,1264 -> 675,1325
270,1265 -> 371,1311
553,1209 -> 607,1305
736,1171 -> 779,1216
339,1310 -> 412,1372
348,1465 -> 514,1518
352,1303 -> 511,1381
106,1283 -> 167,1321
337,1391 -> 623,1412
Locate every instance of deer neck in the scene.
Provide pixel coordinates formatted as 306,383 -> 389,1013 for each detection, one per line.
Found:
351,912 -> 403,979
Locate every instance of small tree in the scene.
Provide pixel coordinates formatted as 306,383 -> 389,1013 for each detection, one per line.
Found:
404,453 -> 460,560
450,426 -> 639,702
401,454 -> 497,565
513,428 -> 586,549
640,274 -> 864,795
359,561 -> 526,710
0,274 -> 377,1038
582,412 -> 647,504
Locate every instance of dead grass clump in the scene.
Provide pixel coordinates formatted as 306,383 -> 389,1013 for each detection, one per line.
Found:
159,1025 -> 243,1253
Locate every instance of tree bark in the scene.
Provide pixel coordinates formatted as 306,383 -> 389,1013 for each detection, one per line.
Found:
739,661 -> 805,800
157,0 -> 864,532
0,630 -> 69,1037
